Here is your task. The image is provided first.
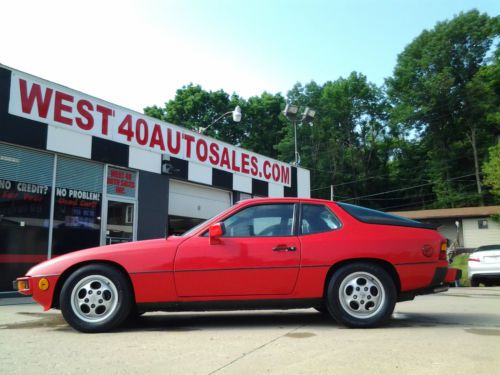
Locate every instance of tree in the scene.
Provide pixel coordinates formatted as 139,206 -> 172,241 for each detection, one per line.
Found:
144,84 -> 245,145
483,141 -> 500,196
276,73 -> 391,207
239,92 -> 286,159
387,10 -> 500,207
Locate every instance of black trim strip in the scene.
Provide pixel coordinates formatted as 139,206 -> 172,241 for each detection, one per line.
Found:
137,298 -> 323,312
133,265 -> 330,274
394,261 -> 438,266
175,265 -> 300,273
129,270 -> 173,275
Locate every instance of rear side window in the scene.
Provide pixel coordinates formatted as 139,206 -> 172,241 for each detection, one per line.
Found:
337,202 -> 435,229
301,204 -> 341,235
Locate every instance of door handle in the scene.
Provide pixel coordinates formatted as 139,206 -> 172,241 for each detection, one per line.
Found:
272,246 -> 296,252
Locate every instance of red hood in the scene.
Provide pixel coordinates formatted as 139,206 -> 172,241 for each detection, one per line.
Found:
27,237 -> 184,277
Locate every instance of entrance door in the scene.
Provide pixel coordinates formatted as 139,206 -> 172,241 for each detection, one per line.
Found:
105,200 -> 135,245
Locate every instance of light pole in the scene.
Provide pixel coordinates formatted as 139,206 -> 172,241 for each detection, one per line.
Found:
198,106 -> 242,134
283,104 -> 316,165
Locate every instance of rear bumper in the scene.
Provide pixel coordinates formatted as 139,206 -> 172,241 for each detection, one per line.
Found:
469,273 -> 500,280
428,267 -> 461,286
444,268 -> 462,284
397,267 -> 461,302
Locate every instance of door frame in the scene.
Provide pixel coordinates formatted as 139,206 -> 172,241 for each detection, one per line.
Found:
100,164 -> 139,245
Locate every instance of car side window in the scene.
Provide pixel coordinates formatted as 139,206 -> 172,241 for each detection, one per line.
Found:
301,204 -> 341,235
222,204 -> 294,237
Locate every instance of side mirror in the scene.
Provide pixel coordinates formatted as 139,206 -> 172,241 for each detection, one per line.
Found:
209,222 -> 224,244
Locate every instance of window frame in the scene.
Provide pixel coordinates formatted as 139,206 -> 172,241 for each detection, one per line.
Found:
298,203 -> 342,236
211,202 -> 300,238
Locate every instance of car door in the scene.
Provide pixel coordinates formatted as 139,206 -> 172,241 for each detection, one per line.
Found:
174,203 -> 301,297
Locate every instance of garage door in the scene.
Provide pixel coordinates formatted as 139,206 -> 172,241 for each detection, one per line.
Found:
168,180 -> 232,220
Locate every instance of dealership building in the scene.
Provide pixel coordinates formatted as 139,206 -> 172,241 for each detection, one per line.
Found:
0,65 -> 310,294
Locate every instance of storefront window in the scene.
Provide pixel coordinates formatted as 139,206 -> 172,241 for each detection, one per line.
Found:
0,144 -> 53,292
51,157 -> 103,256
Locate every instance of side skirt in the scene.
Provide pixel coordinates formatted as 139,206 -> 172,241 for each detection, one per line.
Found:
137,298 -> 323,313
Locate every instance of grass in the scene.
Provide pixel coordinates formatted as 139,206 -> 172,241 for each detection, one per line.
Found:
450,254 -> 470,287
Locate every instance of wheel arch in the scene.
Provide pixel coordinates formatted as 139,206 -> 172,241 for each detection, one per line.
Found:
51,260 -> 135,309
322,258 -> 401,299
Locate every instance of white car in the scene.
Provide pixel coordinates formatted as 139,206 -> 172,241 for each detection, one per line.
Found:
468,245 -> 500,287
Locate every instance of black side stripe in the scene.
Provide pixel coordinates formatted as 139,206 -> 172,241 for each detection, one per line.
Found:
131,265 -> 330,274
394,261 -> 438,266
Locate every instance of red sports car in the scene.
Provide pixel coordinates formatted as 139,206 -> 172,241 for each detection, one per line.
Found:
14,198 -> 460,332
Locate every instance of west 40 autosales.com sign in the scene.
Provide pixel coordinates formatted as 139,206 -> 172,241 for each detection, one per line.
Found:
8,72 -> 291,187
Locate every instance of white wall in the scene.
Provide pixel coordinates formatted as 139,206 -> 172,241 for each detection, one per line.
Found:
297,167 -> 311,198
462,217 -> 500,248
169,180 -> 232,219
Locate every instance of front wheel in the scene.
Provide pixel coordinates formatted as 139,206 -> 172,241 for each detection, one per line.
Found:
326,263 -> 396,328
60,264 -> 133,333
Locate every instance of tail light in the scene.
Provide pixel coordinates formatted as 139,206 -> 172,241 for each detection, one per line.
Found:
468,257 -> 480,262
439,241 -> 447,260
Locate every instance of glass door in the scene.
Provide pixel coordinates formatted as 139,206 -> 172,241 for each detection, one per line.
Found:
105,200 -> 135,245
102,166 -> 138,246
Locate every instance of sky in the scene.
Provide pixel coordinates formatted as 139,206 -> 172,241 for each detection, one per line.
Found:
1,0 -> 498,112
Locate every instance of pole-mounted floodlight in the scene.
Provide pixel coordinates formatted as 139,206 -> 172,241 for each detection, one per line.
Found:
302,107 -> 316,123
199,106 -> 242,134
283,104 -> 299,119
283,103 -> 316,166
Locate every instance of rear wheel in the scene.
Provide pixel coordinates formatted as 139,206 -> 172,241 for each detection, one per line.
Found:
470,278 -> 480,287
60,264 -> 133,333
326,263 -> 396,328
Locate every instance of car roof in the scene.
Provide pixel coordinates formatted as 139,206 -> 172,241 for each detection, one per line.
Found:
237,197 -> 333,205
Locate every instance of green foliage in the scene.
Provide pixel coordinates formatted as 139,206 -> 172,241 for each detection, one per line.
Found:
450,254 -> 470,287
387,10 -> 500,208
483,141 -> 500,196
144,84 -> 245,145
239,92 -> 287,159
143,10 -> 499,212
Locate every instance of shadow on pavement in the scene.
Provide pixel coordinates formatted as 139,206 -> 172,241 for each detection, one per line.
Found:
1,309 -> 498,332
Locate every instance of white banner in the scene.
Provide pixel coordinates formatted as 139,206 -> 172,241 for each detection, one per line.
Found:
8,72 -> 291,186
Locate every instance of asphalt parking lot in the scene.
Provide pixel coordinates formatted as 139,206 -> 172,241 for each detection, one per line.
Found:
1,287 -> 499,375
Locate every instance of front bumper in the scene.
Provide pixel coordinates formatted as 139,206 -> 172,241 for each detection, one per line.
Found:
13,277 -> 32,295
13,275 -> 57,310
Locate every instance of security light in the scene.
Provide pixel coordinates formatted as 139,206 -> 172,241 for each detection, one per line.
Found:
232,106 -> 242,122
302,107 -> 316,122
283,104 -> 299,119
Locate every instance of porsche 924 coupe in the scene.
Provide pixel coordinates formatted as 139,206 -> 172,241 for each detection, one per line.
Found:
14,198 -> 460,332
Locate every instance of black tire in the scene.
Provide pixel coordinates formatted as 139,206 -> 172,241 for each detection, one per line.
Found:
60,264 -> 133,333
326,262 -> 396,328
470,278 -> 480,287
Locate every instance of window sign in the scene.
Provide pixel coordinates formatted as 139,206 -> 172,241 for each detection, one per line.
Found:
52,157 -> 103,256
0,144 -> 53,291
107,167 -> 137,198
